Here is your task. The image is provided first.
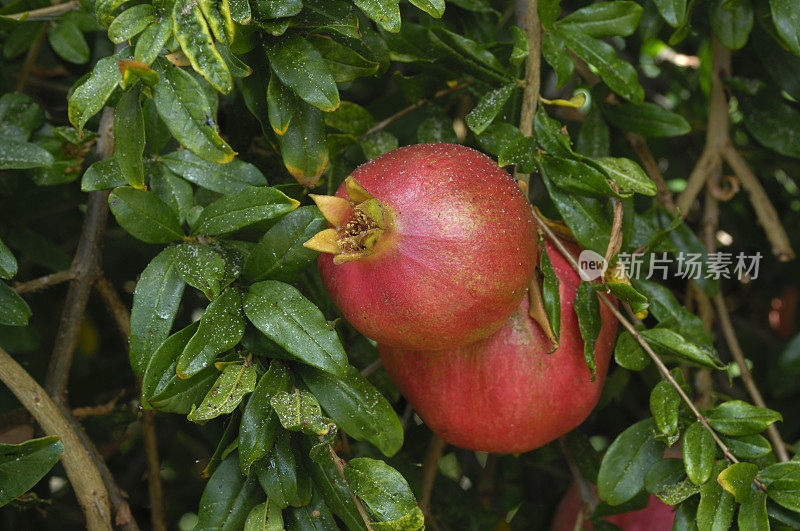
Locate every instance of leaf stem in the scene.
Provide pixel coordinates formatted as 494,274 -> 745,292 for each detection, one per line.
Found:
420,434 -> 446,518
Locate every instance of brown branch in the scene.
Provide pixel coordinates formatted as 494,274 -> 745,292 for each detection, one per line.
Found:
94,273 -> 130,342
0,346 -> 111,529
13,269 -> 74,293
142,410 -> 167,531
72,392 -> 122,419
604,199 -> 624,265
359,358 -> 382,378
327,444 -> 374,531
419,434 -> 446,518
625,132 -> 677,215
721,143 -> 795,262
513,0 -> 542,188
5,0 -> 78,20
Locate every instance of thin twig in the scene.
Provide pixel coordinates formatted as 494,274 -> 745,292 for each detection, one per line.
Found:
327,444 -> 374,531
513,0 -> 542,188
359,358 -> 382,378
72,392 -> 123,419
13,269 -> 74,293
420,434 -> 446,518
0,346 -> 111,529
94,273 -> 131,342
5,0 -> 78,20
142,410 -> 168,531
625,132 -> 677,215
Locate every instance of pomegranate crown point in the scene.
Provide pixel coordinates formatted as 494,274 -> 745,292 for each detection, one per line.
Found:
309,194 -> 350,226
344,176 -> 373,203
303,228 -> 341,254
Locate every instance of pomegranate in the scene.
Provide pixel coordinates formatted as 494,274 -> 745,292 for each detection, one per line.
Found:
551,483 -> 674,531
378,241 -> 618,453
304,143 -> 538,351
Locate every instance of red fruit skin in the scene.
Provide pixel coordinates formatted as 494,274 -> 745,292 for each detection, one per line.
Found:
319,143 -> 538,351
550,484 -> 675,531
378,241 -> 618,453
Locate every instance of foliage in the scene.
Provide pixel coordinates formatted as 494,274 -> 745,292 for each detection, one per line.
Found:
1,0 -> 800,529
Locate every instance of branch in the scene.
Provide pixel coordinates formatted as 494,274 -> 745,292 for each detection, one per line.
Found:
4,0 -> 78,20
359,358 -> 382,378
142,410 -> 168,531
513,0 -> 542,187
625,132 -> 677,215
94,273 -> 131,342
13,269 -> 74,293
419,434 -> 446,518
327,444 -> 374,531
0,346 -> 111,529
558,438 -> 596,531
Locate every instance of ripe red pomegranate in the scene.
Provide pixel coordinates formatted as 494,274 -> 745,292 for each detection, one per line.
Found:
378,240 -> 618,453
551,484 -> 674,531
305,143 -> 538,351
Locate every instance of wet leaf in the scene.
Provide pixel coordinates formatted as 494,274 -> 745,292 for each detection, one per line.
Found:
574,281 -> 602,378
197,453 -> 264,530
270,390 -> 336,436
188,362 -> 257,421
465,82 -> 516,135
265,34 -> 340,112
108,186 -> 185,243
343,458 -> 424,528
0,436 -> 63,508
244,500 -> 284,531
114,87 -> 146,188
134,17 -> 173,65
683,422 -> 715,485
557,1 -> 643,38
277,100 -> 329,188
707,400 -> 782,436
191,186 -> 299,236
602,101 -> 691,137
68,55 -> 122,132
650,380 -> 680,439
108,5 -> 156,44
48,19 -> 89,64
160,149 -> 266,193
172,0 -> 233,93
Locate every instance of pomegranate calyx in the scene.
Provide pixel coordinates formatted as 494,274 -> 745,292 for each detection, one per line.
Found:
309,194 -> 350,226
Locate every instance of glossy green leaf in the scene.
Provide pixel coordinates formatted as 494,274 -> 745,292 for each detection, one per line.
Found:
114,87 -> 146,188
574,281 -> 601,378
538,0 -> 561,27
152,61 -> 236,163
630,278 -> 712,347
148,358 -> 220,414
475,122 -> 523,157
243,207 -> 326,283
354,0 -> 400,32
720,434 -> 771,460
173,242 -> 226,300
129,247 -> 186,376
177,288 -> 245,378
253,433 -> 303,509
534,103 -> 575,157
710,0 -> 753,50
649,380 -> 680,439
244,500 -> 284,531
48,20 -> 89,64
291,0 -> 360,38
738,490 -> 769,531
270,390 -> 336,436
160,149 -> 266,193
284,490 -> 337,529
188,363 -> 257,421
191,187 -> 299,236
598,418 -> 666,505
244,281 -> 347,377
238,360 -> 291,474
278,99 -> 329,188
644,458 -> 700,505
738,93 -> 800,159
771,0 -> 800,56
542,174 -> 611,255
718,462 -> 758,503
707,400 -> 782,436
697,462 -> 735,531
172,0 -> 233,93
134,17 -> 173,65
557,28 -> 643,104
344,458 -> 424,528
614,330 -> 649,371
498,136 -> 537,173
197,453 -> 264,531
198,0 -> 235,45
0,239 -> 16,280
0,436 -> 63,508
141,322 -> 199,408
265,34 -> 340,112
541,32 -> 574,88
150,167 -> 193,223
540,241 -> 561,344
596,157 -> 656,196
653,0 -> 686,26
267,74 -> 297,135
409,0 -> 443,17
508,25 -> 528,66
0,140 -> 54,170
301,439 -> 365,530
417,114 -> 457,143
428,27 -> 508,82
465,82 -> 516,135
324,101 -> 374,137
640,328 -> 723,369
108,5 -> 156,44
602,101 -> 690,137
557,1 -> 643,38
68,55 -> 122,131
309,35 -> 379,83
108,186 -> 184,243
576,107 -> 610,158
758,462 -> 800,512
80,158 -> 125,192
300,365 -> 403,457
683,422 -> 715,486
541,154 -> 625,198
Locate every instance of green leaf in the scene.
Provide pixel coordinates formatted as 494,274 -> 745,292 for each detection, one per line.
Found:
563,431 -> 602,483
605,282 -> 649,316
598,418 -> 667,505
541,32 -> 574,88
754,27 -> 800,101
95,0 -> 129,26
134,17 -> 173,65
475,122 -> 523,157
602,101 -> 691,137
265,34 -> 340,112
644,458 -> 700,505
244,500 -> 284,531
534,105 -> 574,157
417,114 -> 457,143
708,400 -> 782,436
324,101 -> 374,136
253,433 -> 302,509
0,436 -> 64,508
188,363 -> 258,421
710,0 -> 753,50
291,0 -> 360,39
254,0 -> 301,18
640,328 -> 723,369
177,288 -> 245,378
465,82 -> 516,135
758,462 -> 800,512
270,390 -> 336,436
343,458 -> 424,528
540,241 -> 561,343
129,247 -> 186,377
191,187 -> 299,236
653,0 -> 686,26
114,87 -> 146,188
738,490 -> 769,531
718,462 -> 759,503
614,330 -> 649,370
108,186 -> 185,244
595,157 -> 656,196
300,365 -> 403,457
141,322 -> 199,408
151,166 -> 194,223
683,422 -> 715,486
238,360 -> 291,474
574,281 -> 602,378
243,207 -> 326,283
68,56 -> 121,132
198,0 -> 235,44
172,0 -> 233,93
409,0 -> 444,18
160,150 -> 266,193
361,130 -> 398,160
284,490 -> 338,529
354,0 -> 400,32
277,100 -> 329,188
541,174 -> 611,255
771,0 -> 800,56
557,28 -> 644,104
267,74 -> 297,135
48,20 -> 89,64
557,1 -> 643,38
108,5 -> 157,44
697,462 -> 735,531
81,158 -> 126,191
0,239 -> 16,280
301,438 -> 364,530
0,140 -> 54,170
538,0 -> 561,27
151,60 -> 236,163
428,27 -> 509,82
738,93 -> 800,159
309,35 -> 379,83
197,453 -> 264,531
576,107 -> 610,158
649,380 -> 680,440
244,281 -> 348,377
0,93 -> 44,136
720,434 -> 771,460
540,155 -> 625,198
498,136 -> 537,173
149,357 -> 220,414
0,282 -> 32,324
